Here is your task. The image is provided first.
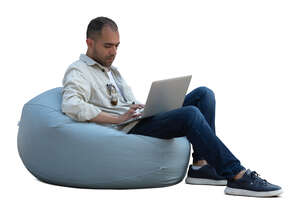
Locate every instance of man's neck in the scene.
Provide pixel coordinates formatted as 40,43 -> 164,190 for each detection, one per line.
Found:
86,52 -> 110,72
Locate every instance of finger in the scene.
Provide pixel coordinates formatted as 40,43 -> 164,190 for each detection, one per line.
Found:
138,104 -> 145,108
128,109 -> 136,114
132,113 -> 142,118
130,104 -> 140,110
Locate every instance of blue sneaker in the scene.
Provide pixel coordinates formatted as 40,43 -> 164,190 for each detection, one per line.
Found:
225,169 -> 283,197
185,164 -> 227,186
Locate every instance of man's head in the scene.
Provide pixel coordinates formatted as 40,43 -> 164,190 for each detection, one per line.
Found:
86,17 -> 120,67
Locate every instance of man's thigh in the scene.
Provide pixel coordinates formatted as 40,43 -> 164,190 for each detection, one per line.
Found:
128,106 -> 193,139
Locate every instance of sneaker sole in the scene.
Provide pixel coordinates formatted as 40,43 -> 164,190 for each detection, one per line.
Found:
185,177 -> 227,186
224,187 -> 283,197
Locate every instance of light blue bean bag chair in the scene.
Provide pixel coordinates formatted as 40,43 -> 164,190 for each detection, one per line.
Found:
17,87 -> 191,189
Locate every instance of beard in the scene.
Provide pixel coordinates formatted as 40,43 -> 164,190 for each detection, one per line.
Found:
92,48 -> 113,67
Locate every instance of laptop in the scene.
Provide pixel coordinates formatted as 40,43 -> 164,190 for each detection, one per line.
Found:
117,75 -> 192,126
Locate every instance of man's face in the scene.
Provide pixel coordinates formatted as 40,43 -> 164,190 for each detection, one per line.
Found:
87,26 -> 120,67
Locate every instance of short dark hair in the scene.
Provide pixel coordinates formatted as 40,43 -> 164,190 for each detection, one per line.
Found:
86,17 -> 118,40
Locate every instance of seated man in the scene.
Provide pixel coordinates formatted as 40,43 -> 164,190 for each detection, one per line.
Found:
62,16 -> 282,197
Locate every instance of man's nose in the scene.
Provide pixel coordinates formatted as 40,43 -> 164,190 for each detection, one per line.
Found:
110,46 -> 117,55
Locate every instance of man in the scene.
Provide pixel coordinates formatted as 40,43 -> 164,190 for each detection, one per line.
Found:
62,17 -> 282,197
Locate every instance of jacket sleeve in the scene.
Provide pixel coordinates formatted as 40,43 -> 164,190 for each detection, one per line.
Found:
61,68 -> 102,121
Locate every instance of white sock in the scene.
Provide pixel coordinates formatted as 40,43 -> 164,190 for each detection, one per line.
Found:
192,165 -> 204,170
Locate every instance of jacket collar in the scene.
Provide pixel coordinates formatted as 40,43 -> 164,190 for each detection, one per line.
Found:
80,54 -> 117,72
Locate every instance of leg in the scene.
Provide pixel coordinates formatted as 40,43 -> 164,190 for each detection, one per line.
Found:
183,86 -> 216,163
128,106 -> 244,179
183,86 -> 216,133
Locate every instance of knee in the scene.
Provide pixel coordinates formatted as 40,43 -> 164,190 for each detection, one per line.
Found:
197,86 -> 215,97
191,87 -> 215,102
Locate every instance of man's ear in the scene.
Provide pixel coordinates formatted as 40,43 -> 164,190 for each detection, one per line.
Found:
86,38 -> 94,48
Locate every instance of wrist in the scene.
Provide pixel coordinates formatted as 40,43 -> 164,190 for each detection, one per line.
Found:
114,115 -> 123,124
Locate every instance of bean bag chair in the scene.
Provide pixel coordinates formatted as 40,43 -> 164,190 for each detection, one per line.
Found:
17,87 -> 191,189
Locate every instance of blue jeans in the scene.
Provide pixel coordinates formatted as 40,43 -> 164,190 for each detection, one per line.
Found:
128,86 -> 245,179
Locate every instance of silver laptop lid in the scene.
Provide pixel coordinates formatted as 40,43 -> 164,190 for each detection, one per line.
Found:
142,75 -> 192,117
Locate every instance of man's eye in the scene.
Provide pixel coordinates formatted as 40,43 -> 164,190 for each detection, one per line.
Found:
104,46 -> 111,48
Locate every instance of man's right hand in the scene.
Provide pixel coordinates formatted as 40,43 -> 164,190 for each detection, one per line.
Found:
117,104 -> 144,124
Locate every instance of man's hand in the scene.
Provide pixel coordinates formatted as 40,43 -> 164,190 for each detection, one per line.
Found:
117,104 -> 144,124
88,104 -> 145,125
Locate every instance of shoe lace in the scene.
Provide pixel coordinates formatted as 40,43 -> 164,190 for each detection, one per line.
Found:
250,171 -> 268,185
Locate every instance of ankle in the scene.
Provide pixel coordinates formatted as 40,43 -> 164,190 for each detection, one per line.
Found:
233,170 -> 246,180
193,160 -> 208,166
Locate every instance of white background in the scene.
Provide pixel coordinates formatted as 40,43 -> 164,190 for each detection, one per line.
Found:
1,0 -> 299,207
